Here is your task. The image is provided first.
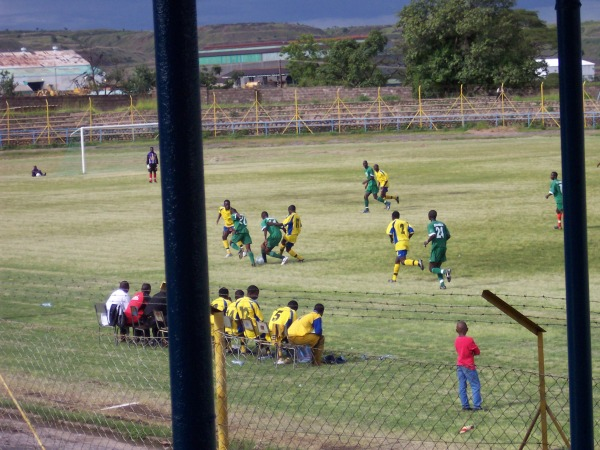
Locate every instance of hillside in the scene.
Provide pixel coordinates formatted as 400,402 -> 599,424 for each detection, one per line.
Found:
0,21 -> 598,72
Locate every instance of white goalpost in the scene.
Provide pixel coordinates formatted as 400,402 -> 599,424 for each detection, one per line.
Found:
71,123 -> 159,174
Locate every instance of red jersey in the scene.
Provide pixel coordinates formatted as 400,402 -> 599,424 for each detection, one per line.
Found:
455,335 -> 480,370
124,291 -> 146,325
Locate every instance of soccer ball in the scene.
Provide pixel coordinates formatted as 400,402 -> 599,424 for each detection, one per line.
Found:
255,256 -> 265,265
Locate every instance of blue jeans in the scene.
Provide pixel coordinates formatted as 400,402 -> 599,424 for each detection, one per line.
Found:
457,366 -> 481,408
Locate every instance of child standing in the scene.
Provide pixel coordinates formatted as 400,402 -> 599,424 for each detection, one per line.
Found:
455,320 -> 482,411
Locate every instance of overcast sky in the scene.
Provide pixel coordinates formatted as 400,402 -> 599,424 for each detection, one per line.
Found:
0,0 -> 598,31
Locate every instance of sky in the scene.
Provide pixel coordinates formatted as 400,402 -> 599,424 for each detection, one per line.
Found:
0,0 -> 599,31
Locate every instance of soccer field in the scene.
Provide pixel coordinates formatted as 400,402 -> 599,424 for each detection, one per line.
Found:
2,131 -> 600,448
2,132 -> 600,371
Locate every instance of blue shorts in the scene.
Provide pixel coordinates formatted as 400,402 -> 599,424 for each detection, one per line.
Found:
396,250 -> 408,258
223,226 -> 234,233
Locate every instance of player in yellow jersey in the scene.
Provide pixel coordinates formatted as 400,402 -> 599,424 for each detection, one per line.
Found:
275,204 -> 304,264
235,285 -> 264,341
216,199 -> 235,257
268,300 -> 299,364
210,287 -> 230,326
374,164 -> 400,210
386,210 -> 424,282
288,304 -> 325,366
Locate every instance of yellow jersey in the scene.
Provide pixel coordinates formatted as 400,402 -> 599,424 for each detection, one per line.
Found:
386,218 -> 414,251
282,212 -> 302,238
375,169 -> 389,188
288,311 -> 323,337
210,296 -> 229,326
235,297 -> 264,339
218,206 -> 234,227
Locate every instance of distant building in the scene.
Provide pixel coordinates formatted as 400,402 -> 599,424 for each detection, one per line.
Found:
199,41 -> 290,88
199,35 -> 368,88
536,58 -> 595,81
0,47 -> 96,93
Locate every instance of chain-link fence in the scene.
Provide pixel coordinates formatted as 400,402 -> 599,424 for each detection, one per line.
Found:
1,318 -> 597,449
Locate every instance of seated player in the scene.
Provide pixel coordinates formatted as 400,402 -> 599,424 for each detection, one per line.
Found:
287,303 -> 325,366
268,300 -> 299,364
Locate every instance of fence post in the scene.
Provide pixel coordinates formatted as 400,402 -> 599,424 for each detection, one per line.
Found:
212,311 -> 229,450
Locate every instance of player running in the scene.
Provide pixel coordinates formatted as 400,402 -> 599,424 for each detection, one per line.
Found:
259,211 -> 286,264
386,210 -> 423,283
229,209 -> 256,267
217,200 -> 236,257
274,205 -> 304,264
362,160 -> 387,213
423,209 -> 452,289
373,164 -> 399,210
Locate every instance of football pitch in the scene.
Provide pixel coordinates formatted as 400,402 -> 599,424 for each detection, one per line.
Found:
2,131 -> 600,374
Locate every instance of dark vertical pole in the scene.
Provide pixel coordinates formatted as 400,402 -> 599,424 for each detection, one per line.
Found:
152,1 -> 216,448
555,0 -> 594,448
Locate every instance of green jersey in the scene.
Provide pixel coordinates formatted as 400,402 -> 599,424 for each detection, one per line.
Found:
232,213 -> 248,232
260,217 -> 282,240
364,165 -> 377,193
427,220 -> 451,251
549,179 -> 563,206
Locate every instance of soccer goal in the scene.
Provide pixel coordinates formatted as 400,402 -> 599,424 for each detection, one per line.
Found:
71,123 -> 159,174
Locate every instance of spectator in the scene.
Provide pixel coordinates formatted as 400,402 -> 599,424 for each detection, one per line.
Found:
287,303 -> 325,366
31,165 -> 46,177
125,283 -> 152,337
105,281 -> 130,336
455,320 -> 483,411
145,281 -> 167,338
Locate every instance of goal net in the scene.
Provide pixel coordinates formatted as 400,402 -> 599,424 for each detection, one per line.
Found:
71,122 -> 159,174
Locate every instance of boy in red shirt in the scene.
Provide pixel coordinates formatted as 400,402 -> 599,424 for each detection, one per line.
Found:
455,320 -> 482,411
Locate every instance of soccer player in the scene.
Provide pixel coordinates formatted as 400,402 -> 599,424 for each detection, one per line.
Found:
276,205 -> 304,263
259,211 -> 286,264
216,200 -> 235,257
210,287 -> 230,326
268,300 -> 299,364
423,210 -> 452,289
373,164 -> 399,210
236,285 -> 265,341
287,303 -> 325,366
545,171 -> 563,230
146,146 -> 159,183
228,209 -> 256,266
362,160 -> 386,213
386,210 -> 423,282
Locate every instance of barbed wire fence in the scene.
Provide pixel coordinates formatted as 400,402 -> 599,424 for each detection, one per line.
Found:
1,283 -> 599,449
0,319 -> 597,449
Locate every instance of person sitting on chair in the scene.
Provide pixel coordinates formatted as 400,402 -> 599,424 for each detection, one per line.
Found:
124,283 -> 152,338
144,281 -> 167,339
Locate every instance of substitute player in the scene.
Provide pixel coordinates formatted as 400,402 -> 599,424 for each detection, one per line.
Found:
276,205 -> 304,264
545,171 -> 563,230
423,210 -> 452,289
268,300 -> 299,364
386,210 -> 423,283
146,146 -> 159,183
216,200 -> 235,257
260,211 -> 286,264
362,160 -> 387,213
374,164 -> 399,210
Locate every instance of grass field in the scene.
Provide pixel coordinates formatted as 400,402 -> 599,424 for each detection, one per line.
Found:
1,131 -> 600,447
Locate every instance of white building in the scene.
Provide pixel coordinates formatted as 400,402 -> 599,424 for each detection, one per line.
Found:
536,58 -> 595,81
0,47 -> 96,93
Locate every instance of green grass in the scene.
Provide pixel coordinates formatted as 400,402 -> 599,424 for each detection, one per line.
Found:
1,131 -> 600,447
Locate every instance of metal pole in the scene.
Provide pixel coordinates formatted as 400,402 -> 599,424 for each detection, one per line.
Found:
555,0 -> 594,448
152,1 -> 216,448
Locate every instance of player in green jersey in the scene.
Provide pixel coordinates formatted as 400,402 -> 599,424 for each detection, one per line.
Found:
229,209 -> 257,266
423,210 -> 452,289
545,171 -> 563,230
259,211 -> 286,264
362,160 -> 386,213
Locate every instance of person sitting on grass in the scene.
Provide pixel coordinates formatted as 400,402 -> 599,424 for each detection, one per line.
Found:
31,166 -> 46,177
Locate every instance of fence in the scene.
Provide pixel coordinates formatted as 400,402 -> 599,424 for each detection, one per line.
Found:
3,87 -> 600,148
1,317 -> 598,449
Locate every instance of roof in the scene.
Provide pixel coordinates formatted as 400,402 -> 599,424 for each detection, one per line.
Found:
0,49 -> 90,69
537,58 -> 595,66
223,67 -> 290,78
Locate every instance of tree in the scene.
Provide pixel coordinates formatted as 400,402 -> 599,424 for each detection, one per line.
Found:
398,0 -> 549,96
200,65 -> 222,89
318,30 -> 388,87
281,34 -> 322,86
0,70 -> 16,97
123,65 -> 156,95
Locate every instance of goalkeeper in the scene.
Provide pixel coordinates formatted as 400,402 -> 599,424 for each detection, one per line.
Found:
146,146 -> 159,183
